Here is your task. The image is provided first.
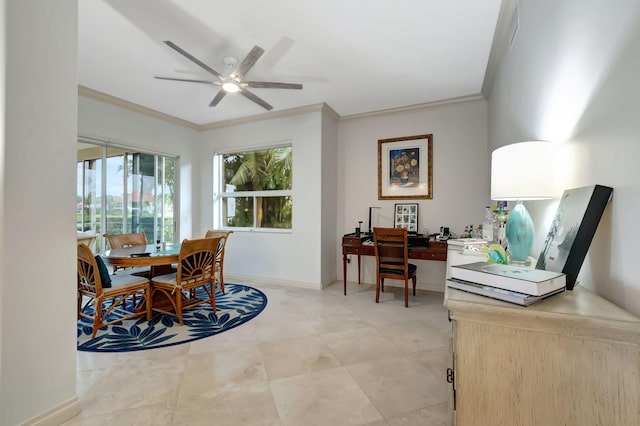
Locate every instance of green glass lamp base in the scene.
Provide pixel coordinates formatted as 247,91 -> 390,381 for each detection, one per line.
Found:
505,201 -> 534,263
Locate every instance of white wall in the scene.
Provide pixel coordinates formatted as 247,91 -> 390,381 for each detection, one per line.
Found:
0,1 -> 78,424
198,110 -> 325,288
487,0 -> 640,316
78,95 -> 202,241
337,99 -> 489,291
321,108 -> 339,286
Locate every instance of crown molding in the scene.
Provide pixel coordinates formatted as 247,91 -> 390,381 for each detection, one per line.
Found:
78,86 -> 200,130
198,103 -> 328,130
79,85 -> 482,131
339,94 -> 485,121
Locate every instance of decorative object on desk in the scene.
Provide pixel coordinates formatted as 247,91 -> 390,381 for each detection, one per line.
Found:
355,221 -> 363,236
77,283 -> 267,352
437,226 -> 450,240
535,184 -> 613,290
378,134 -> 433,200
368,206 -> 381,234
491,141 -> 555,264
451,261 -> 566,296
394,203 -> 419,233
481,244 -> 508,264
446,278 -> 565,306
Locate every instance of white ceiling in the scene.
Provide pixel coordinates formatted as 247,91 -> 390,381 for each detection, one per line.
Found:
78,0 -> 503,126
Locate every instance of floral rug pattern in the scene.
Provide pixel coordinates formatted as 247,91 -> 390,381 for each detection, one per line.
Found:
77,284 -> 267,353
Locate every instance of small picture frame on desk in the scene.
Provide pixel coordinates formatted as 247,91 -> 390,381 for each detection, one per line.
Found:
394,203 -> 419,233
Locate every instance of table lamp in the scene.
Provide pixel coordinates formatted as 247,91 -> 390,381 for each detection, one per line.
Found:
491,141 -> 554,264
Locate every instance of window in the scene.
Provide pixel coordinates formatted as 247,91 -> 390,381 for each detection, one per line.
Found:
77,141 -> 176,252
214,146 -> 292,230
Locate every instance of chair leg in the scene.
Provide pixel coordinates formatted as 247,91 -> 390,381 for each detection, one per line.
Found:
176,290 -> 184,326
211,281 -> 216,312
412,276 -> 417,296
145,288 -> 152,321
404,279 -> 409,308
375,273 -> 380,303
381,278 -> 385,293
92,300 -> 103,339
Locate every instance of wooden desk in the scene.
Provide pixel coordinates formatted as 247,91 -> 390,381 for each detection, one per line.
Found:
342,234 -> 447,295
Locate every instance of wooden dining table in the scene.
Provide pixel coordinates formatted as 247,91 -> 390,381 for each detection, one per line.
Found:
103,243 -> 181,277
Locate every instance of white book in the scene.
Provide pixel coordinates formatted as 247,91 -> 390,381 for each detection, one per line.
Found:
446,278 -> 565,306
450,261 -> 566,296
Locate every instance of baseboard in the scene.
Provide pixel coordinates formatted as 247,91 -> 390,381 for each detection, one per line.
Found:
349,279 -> 445,294
225,273 -> 322,290
21,396 -> 80,426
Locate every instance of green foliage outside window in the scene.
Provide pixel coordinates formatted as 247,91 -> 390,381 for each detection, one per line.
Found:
220,146 -> 292,229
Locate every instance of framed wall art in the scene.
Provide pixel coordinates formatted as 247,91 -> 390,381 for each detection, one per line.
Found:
378,134 -> 433,200
394,203 -> 419,233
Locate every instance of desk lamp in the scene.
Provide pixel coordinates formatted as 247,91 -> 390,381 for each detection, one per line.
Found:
491,141 -> 554,264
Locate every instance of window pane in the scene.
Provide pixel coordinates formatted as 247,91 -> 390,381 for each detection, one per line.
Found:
223,196 -> 254,227
105,148 -> 126,236
259,196 -> 292,228
222,146 -> 292,191
78,142 -> 177,250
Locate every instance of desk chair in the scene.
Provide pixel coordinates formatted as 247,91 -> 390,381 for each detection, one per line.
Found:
77,243 -> 151,338
373,227 -> 418,308
204,230 -> 233,294
150,237 -> 220,326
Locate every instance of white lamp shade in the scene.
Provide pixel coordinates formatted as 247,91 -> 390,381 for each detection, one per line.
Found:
491,141 -> 554,200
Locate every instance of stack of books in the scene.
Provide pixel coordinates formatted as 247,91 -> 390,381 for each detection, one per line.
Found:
448,261 -> 566,306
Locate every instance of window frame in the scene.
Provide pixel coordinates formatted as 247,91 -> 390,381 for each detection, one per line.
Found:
213,144 -> 293,232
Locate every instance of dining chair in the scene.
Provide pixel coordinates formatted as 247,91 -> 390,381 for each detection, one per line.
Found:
77,242 -> 151,338
103,231 -> 148,274
150,237 -> 221,325
204,229 -> 234,294
373,227 -> 418,307
103,231 -> 147,250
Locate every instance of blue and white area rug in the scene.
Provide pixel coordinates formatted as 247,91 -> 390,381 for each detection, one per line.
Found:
77,284 -> 267,353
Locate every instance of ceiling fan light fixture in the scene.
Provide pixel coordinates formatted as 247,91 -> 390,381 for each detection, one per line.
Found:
222,81 -> 240,93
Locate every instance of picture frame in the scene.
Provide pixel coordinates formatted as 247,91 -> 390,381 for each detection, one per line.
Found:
394,203 -> 419,233
535,184 -> 613,290
378,134 -> 433,200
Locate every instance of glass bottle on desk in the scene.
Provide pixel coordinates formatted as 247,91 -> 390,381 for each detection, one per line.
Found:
482,206 -> 495,243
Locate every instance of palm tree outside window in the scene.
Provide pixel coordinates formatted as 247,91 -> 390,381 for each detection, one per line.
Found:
214,145 -> 292,230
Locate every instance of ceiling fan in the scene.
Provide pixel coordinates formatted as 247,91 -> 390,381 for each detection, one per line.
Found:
154,41 -> 302,110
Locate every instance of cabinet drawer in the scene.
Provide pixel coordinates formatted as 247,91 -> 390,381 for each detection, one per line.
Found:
409,250 -> 447,261
343,246 -> 374,256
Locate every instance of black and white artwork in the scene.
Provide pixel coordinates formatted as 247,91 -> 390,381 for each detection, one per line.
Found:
535,185 -> 613,290
394,203 -> 419,233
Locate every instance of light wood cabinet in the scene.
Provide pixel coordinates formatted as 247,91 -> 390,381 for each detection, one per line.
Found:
445,286 -> 640,426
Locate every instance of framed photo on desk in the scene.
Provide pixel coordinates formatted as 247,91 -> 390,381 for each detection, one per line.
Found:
378,134 -> 433,200
394,203 -> 419,233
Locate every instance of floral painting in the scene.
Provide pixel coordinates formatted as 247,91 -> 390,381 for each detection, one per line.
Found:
390,147 -> 420,187
378,134 -> 432,200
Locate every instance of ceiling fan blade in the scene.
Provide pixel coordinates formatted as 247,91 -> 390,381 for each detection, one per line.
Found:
240,89 -> 273,110
233,45 -> 265,78
245,81 -> 303,90
209,90 -> 226,107
154,76 -> 216,85
163,41 -> 222,79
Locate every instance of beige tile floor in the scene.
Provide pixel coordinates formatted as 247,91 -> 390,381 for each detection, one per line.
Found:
65,280 -> 453,426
